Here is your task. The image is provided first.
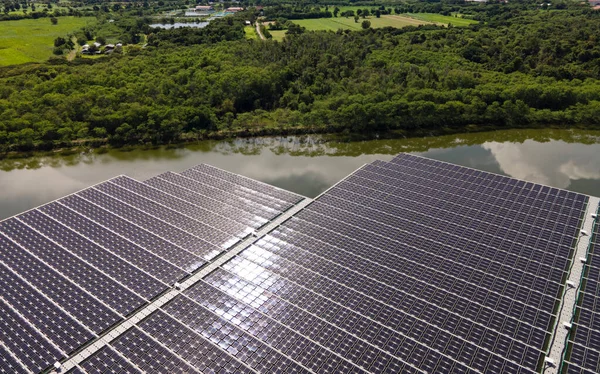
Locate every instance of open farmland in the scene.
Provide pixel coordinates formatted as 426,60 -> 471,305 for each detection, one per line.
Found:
0,17 -> 94,66
403,12 -> 479,26
291,14 -> 432,32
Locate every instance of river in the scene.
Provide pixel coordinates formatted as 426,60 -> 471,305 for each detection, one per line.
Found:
1,128 -> 599,220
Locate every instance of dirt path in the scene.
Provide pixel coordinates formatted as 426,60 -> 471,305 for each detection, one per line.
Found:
67,36 -> 78,61
255,22 -> 265,40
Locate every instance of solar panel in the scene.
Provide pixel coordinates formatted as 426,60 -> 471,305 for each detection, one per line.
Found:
563,203 -> 600,374
0,153 -> 597,374
79,345 -> 142,374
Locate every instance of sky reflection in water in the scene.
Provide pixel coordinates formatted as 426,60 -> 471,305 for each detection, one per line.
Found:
0,129 -> 599,220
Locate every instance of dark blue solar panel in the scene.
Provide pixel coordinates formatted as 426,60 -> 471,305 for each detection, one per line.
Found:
180,168 -> 289,214
62,192 -> 222,259
0,345 -> 27,374
203,154 -> 587,374
92,181 -> 238,247
0,298 -> 64,372
54,195 -> 210,268
80,345 -> 142,374
566,205 -> 600,374
109,327 -> 197,373
186,163 -> 303,206
144,174 -> 268,229
17,210 -> 168,300
151,171 -> 277,221
109,176 -> 251,239
38,202 -> 189,284
0,234 -> 119,333
0,218 -> 144,316
0,155 -> 591,374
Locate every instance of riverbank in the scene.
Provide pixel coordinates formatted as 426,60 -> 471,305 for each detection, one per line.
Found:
2,127 -> 600,220
2,122 -> 599,161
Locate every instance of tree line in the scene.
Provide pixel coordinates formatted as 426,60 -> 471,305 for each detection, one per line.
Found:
0,1 -> 600,154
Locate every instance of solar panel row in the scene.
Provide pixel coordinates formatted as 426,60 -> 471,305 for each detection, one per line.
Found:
56,154 -> 589,374
149,172 -> 273,223
37,203 -> 188,284
186,164 -> 302,206
564,203 -> 600,374
0,154 -> 593,374
180,168 -> 294,214
0,164 -> 301,373
143,175 -> 268,229
166,154 -> 585,374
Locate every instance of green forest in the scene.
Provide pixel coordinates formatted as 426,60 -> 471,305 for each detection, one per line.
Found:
1,0 -> 600,154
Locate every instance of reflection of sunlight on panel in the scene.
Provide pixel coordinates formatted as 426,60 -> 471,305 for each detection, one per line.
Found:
220,237 -> 240,250
258,235 -> 284,249
185,260 -> 206,273
221,255 -> 277,309
203,248 -> 223,261
243,245 -> 276,268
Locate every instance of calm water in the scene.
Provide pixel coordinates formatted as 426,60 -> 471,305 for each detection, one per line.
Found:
149,22 -> 209,29
1,129 -> 599,220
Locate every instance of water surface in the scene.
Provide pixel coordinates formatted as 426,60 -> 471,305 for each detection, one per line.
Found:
1,129 -> 599,220
149,22 -> 209,29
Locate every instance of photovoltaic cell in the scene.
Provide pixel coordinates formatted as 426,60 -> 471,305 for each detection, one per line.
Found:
0,154 -> 593,374
0,345 -> 28,374
80,345 -> 142,374
109,327 -> 197,373
184,164 -> 302,206
0,218 -> 145,316
150,171 -> 276,222
180,168 -> 290,214
92,181 -> 239,247
37,202 -> 188,284
0,252 -> 95,353
0,235 -> 119,333
109,176 -> 253,238
565,203 -> 600,374
16,210 -> 168,300
0,298 -> 64,372
195,153 -> 587,373
136,309 -> 255,374
144,174 -> 269,229
54,195 -> 210,269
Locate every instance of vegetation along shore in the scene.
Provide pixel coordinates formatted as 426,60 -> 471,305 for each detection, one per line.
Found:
0,0 -> 599,158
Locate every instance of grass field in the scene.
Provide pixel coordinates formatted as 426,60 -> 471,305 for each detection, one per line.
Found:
328,7 -> 478,26
269,30 -> 286,41
5,4 -> 71,16
404,13 -> 478,27
290,15 -> 432,32
244,25 -> 258,40
0,17 -> 95,66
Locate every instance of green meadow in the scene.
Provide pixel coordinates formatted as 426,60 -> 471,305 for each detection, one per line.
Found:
0,17 -> 94,66
264,14 -> 432,41
403,13 -> 479,26
288,15 -> 431,32
269,30 -> 286,41
244,25 -> 258,39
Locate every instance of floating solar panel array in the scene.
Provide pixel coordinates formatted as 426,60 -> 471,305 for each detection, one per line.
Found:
0,154 -> 598,374
563,203 -> 600,374
0,164 -> 303,374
